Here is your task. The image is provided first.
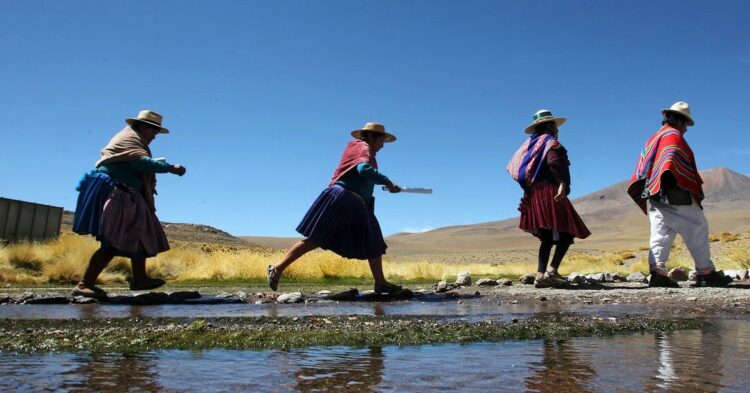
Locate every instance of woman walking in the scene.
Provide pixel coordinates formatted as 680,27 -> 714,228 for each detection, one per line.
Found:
72,110 -> 187,298
507,110 -> 590,288
267,122 -> 403,294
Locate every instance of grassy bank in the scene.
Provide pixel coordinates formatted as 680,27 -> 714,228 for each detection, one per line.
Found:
1,231 -> 749,286
0,316 -> 707,353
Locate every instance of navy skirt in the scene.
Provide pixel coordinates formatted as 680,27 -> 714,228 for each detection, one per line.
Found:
296,185 -> 387,260
73,171 -> 116,237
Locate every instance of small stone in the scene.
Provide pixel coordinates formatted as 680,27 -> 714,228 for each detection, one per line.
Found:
738,269 -> 749,281
668,267 -> 689,281
511,300 -> 518,304
455,272 -> 472,286
71,296 -> 98,304
498,278 -> 513,286
512,318 -> 519,323
476,278 -> 498,287
688,270 -> 697,281
601,298 -> 612,303
519,273 -> 535,285
277,292 -> 304,304
538,296 -> 547,301
603,273 -> 614,282
436,281 -> 448,292
723,270 -> 740,280
588,273 -> 605,284
568,272 -> 586,284
626,272 -> 647,283
687,297 -> 698,301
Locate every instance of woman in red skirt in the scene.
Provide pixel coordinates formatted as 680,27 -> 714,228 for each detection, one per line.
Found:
507,110 -> 590,288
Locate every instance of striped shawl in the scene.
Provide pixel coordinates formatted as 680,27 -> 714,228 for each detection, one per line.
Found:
507,133 -> 559,190
627,125 -> 703,214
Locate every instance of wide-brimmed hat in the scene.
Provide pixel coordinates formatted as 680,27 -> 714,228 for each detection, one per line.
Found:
126,110 -> 169,134
662,101 -> 694,126
524,109 -> 566,134
351,122 -> 396,142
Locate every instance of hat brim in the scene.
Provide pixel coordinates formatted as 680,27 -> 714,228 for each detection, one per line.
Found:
661,109 -> 694,126
126,118 -> 170,134
351,129 -> 397,143
524,117 -> 566,134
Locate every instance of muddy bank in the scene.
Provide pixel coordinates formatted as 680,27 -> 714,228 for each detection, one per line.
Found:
0,315 -> 706,353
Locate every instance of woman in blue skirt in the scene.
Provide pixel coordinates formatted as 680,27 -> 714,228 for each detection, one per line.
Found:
268,122 -> 403,294
72,110 -> 187,298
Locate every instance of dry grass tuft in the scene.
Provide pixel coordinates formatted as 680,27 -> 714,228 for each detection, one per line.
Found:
719,232 -> 741,243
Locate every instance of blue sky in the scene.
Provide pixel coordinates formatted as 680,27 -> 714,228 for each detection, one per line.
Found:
1,0 -> 749,237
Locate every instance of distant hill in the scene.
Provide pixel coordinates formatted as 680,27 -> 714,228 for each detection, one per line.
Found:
386,167 -> 750,255
61,211 -> 256,247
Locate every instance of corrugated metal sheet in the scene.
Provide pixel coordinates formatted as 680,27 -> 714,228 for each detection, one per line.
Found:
0,197 -> 62,242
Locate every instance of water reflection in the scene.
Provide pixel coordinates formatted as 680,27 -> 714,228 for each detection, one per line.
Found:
525,339 -> 595,392
0,320 -> 748,391
645,327 -> 725,392
62,352 -> 161,392
294,347 -> 383,391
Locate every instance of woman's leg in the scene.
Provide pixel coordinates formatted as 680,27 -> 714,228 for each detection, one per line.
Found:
276,239 -> 319,274
549,233 -> 574,274
130,257 -> 148,283
80,247 -> 115,288
367,256 -> 388,285
536,229 -> 554,281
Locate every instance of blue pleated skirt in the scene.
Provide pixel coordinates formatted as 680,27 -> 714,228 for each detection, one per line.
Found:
73,171 -> 116,237
296,185 -> 387,260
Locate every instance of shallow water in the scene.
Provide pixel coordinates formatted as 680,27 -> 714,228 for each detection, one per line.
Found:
1,319 -> 748,392
0,299 -> 679,322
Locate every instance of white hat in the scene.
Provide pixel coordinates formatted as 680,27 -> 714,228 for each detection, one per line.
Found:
662,101 -> 694,126
524,109 -> 566,134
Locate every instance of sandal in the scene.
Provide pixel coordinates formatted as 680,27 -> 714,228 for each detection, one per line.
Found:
71,283 -> 108,299
374,282 -> 402,294
267,265 -> 280,291
546,271 -> 568,287
129,277 -> 166,291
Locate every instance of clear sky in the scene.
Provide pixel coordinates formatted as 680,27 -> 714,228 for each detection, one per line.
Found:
1,0 -> 749,237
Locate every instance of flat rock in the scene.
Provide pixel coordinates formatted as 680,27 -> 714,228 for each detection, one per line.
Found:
476,278 -> 498,287
568,272 -> 586,285
321,288 -> 359,301
23,296 -> 70,305
277,292 -> 304,304
168,291 -> 202,303
357,288 -> 414,302
626,272 -> 647,283
71,296 -> 98,304
129,292 -> 170,305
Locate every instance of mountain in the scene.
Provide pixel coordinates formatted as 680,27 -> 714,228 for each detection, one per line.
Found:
385,167 -> 750,255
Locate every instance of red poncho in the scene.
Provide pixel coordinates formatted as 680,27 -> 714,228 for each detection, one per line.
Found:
329,139 -> 377,185
627,125 -> 703,214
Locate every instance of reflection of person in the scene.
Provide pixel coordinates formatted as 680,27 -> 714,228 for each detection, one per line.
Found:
647,327 -> 724,391
71,352 -> 162,392
525,339 -> 595,392
507,110 -> 590,288
627,102 -> 732,287
72,110 -> 187,298
267,123 -> 402,294
295,346 -> 384,391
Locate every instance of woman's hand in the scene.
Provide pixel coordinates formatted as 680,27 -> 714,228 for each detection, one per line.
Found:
554,182 -> 566,202
170,165 -> 187,176
386,181 -> 401,193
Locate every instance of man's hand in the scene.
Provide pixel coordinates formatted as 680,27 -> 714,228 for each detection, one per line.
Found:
386,181 -> 401,193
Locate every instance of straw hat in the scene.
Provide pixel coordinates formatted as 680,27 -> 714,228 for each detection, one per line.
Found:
524,109 -> 566,134
126,110 -> 170,134
351,122 -> 396,142
662,101 -> 694,126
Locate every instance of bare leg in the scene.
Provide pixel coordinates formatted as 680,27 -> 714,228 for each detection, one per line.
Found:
368,256 -> 388,285
80,247 -> 115,288
276,239 -> 319,274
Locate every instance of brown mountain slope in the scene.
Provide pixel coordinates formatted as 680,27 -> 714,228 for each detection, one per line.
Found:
386,167 -> 750,255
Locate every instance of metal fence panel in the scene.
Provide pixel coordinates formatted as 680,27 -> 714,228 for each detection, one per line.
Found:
0,197 -> 63,242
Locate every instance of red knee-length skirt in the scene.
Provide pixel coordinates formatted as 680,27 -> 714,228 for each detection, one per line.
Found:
519,182 -> 591,241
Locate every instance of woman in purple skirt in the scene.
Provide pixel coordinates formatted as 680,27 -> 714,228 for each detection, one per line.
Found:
267,122 -> 403,294
71,110 -> 187,298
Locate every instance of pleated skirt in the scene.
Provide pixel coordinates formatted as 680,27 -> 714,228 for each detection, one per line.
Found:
73,171 -> 169,258
296,185 -> 387,260
519,182 -> 591,242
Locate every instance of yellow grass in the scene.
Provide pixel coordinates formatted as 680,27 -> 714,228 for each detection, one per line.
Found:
1,231 -> 749,284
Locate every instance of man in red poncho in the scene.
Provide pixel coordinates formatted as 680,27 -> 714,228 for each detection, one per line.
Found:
627,102 -> 732,287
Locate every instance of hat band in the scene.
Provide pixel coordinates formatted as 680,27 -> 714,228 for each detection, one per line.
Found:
137,118 -> 162,126
533,111 -> 553,121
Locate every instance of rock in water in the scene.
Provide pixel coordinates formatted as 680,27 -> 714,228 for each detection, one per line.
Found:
277,292 -> 304,304
455,272 -> 472,286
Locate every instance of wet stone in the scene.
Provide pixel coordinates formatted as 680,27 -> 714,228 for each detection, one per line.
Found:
588,273 -> 605,284
129,292 -> 170,305
167,291 -> 202,303
568,272 -> 586,285
357,289 -> 414,302
71,296 -> 98,304
436,281 -> 448,292
23,296 -> 70,305
498,278 -> 513,286
277,292 -> 304,304
324,288 -> 359,301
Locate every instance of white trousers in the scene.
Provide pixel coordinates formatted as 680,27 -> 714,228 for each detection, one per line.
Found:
647,200 -> 715,275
